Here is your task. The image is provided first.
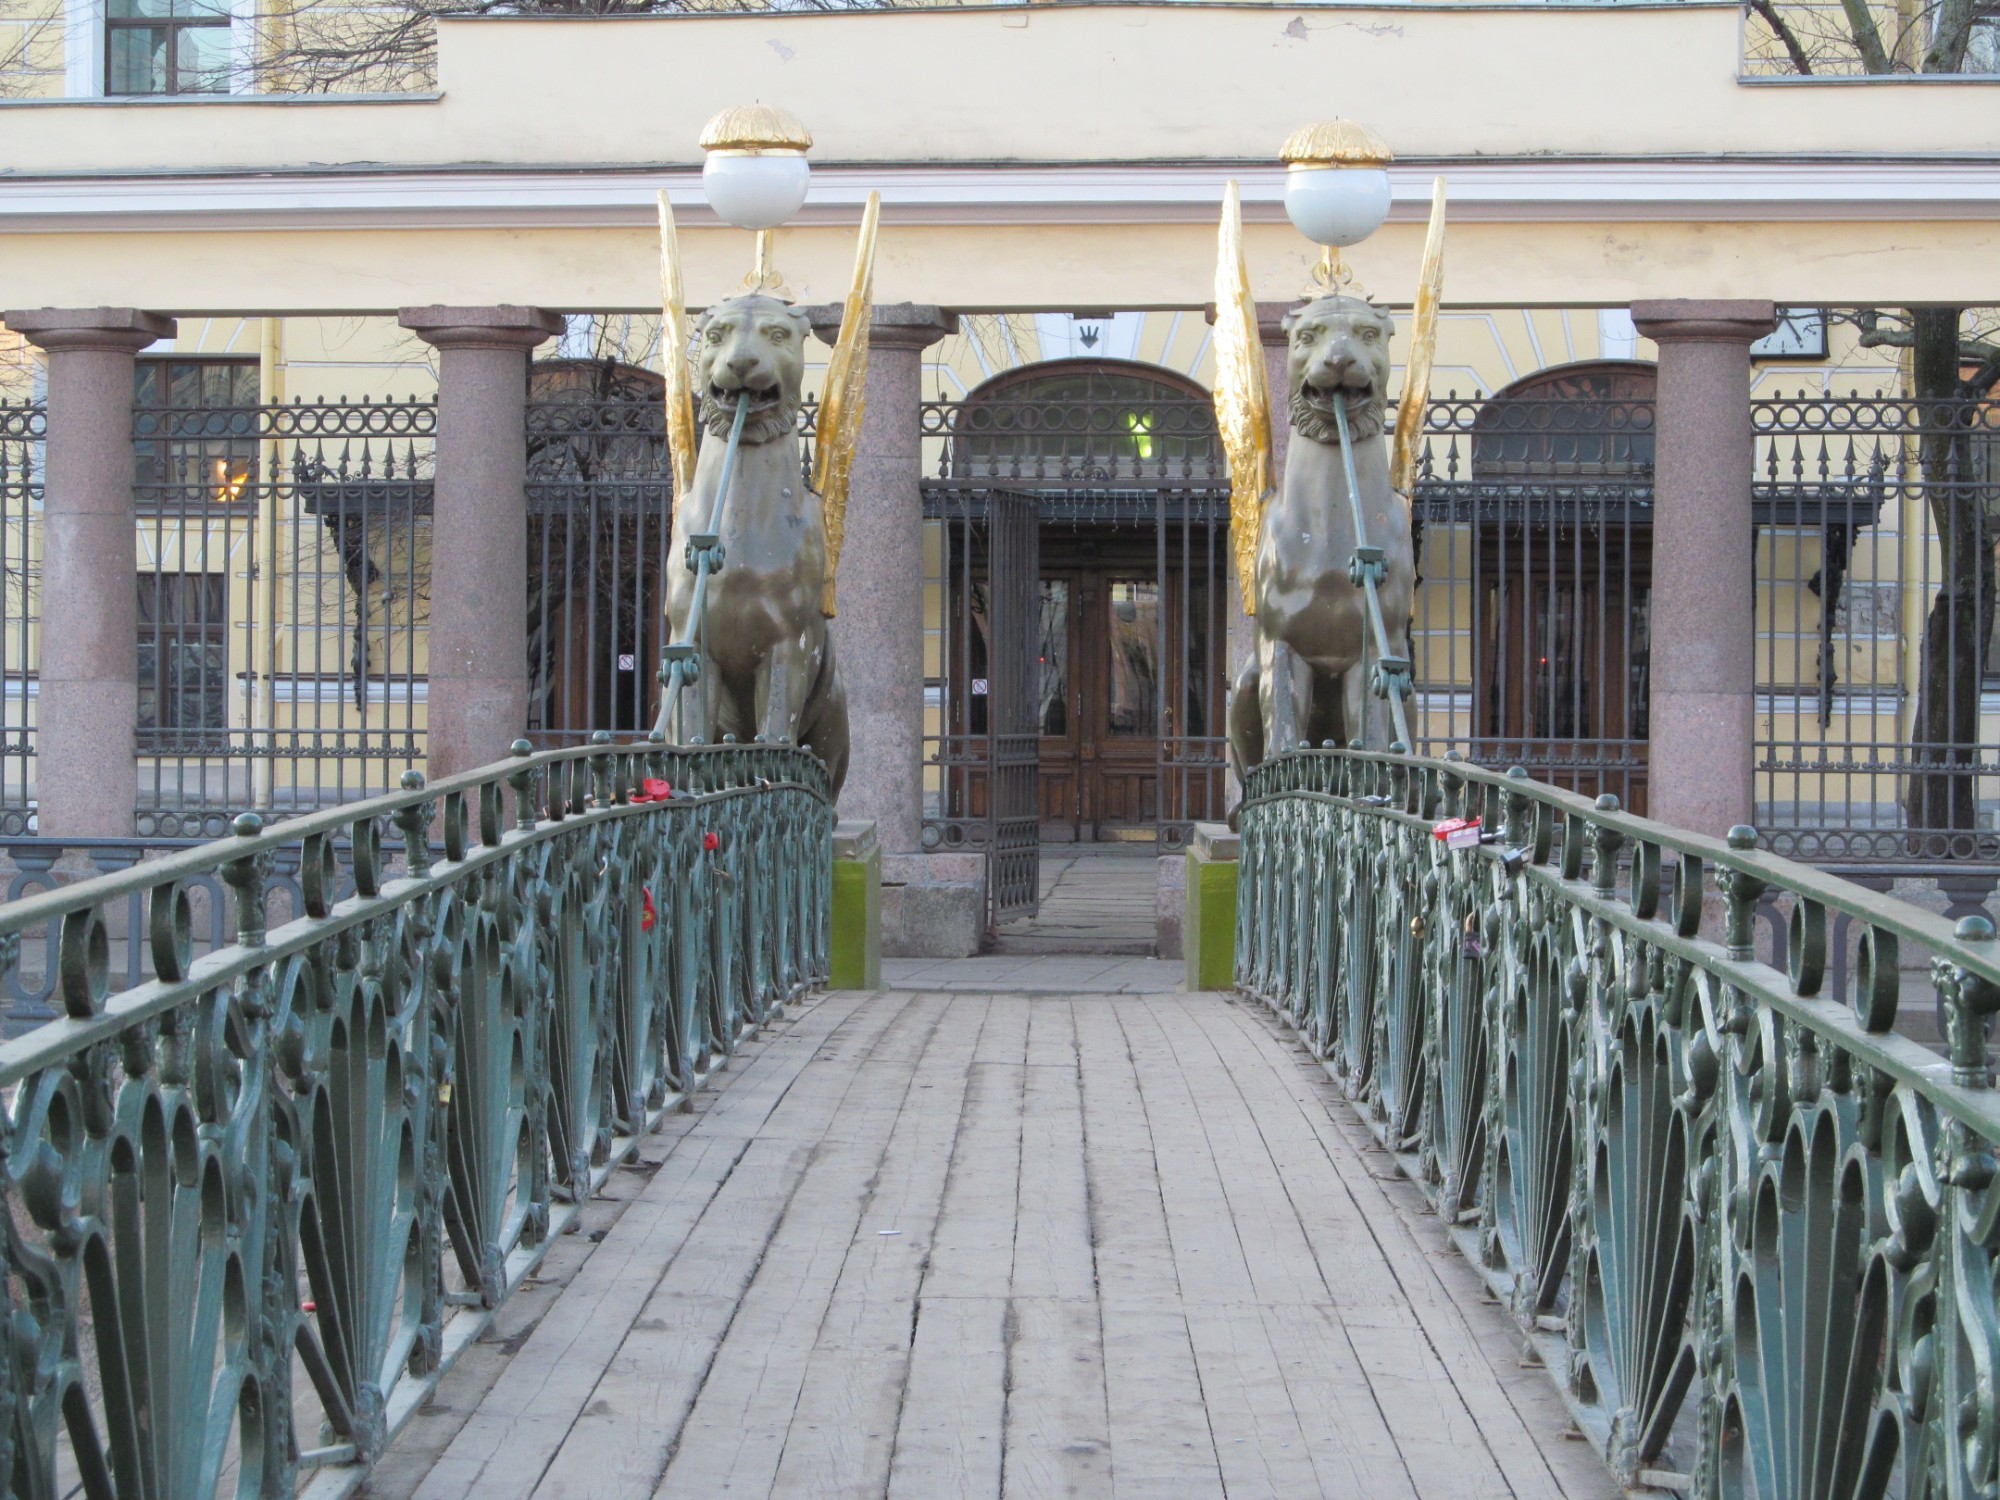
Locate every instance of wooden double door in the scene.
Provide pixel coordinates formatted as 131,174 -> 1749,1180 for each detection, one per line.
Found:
1033,536 -> 1225,841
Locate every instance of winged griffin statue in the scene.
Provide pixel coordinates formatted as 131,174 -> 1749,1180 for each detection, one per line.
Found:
1216,160 -> 1447,784
653,153 -> 878,797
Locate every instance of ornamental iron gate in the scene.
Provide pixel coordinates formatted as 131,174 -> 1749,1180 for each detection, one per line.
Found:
920,364 -> 1230,907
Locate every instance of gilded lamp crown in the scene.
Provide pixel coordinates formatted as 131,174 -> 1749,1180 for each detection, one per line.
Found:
699,104 -> 814,156
1279,119 -> 1395,170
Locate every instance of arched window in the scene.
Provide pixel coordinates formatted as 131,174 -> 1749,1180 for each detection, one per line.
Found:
949,359 -> 1220,484
1470,360 -> 1656,477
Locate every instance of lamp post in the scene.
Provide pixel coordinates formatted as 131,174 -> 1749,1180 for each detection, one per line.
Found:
1279,119 -> 1394,294
697,104 -> 814,294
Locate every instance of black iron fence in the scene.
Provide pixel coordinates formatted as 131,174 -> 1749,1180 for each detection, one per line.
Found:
0,400 -> 39,834
1750,391 -> 2000,861
525,367 -> 672,748
1408,389 -> 1659,813
132,394 -> 434,836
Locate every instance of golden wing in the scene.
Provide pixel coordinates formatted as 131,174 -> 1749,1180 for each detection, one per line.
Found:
811,190 -> 881,618
1212,179 -> 1272,616
656,190 -> 699,505
1390,177 -> 1447,499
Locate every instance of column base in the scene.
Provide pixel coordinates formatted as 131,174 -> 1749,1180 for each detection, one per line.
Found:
881,851 -> 985,959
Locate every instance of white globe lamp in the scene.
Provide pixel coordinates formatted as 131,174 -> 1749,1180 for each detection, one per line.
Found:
698,105 -> 814,291
1280,120 -> 1394,293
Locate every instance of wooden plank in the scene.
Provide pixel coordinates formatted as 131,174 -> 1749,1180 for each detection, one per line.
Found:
652,992 -> 950,1498
1201,996 -> 1617,1500
523,991 -> 927,1500
410,990 -> 877,1500
1070,999 -> 1224,1499
1002,1296 -> 1112,1499
1137,995 -> 1423,1500
1108,999 -> 1325,1500
1001,1002 -> 1112,1498
884,999 -> 1030,1497
766,996 -> 996,1498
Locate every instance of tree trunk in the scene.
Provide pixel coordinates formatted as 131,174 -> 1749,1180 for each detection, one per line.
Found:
1901,306 -> 1991,853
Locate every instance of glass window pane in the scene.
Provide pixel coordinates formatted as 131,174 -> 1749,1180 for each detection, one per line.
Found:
107,25 -> 169,94
1037,580 -> 1068,737
174,22 -> 231,93
107,0 -> 173,20
1105,579 -> 1159,736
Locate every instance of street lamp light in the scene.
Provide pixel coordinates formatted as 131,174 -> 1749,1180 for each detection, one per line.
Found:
1279,119 -> 1393,292
698,104 -> 814,291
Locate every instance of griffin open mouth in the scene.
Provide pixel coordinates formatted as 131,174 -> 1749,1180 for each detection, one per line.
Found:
1299,381 -> 1379,414
706,380 -> 782,413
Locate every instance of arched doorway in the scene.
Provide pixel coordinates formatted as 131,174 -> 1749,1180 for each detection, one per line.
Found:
927,358 -> 1230,867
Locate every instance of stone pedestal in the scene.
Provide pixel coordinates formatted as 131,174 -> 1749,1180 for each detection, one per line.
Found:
808,303 -> 957,855
400,306 -> 563,782
1184,821 -> 1241,991
830,819 -> 883,990
5,307 -> 176,837
1630,300 -> 1776,838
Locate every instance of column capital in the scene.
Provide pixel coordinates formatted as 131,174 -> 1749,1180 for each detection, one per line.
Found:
4,307 -> 175,355
1631,300 -> 1777,345
807,302 -> 958,352
1203,300 -> 1300,349
398,305 -> 564,353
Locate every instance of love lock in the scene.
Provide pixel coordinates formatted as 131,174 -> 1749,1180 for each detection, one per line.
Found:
1460,911 -> 1485,961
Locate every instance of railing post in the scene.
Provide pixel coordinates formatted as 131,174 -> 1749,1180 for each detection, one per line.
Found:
2,307 -> 176,838
1630,299 -> 1776,838
399,305 -> 563,781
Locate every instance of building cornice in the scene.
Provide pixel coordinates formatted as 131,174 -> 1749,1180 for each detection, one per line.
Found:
2,158 -> 1996,233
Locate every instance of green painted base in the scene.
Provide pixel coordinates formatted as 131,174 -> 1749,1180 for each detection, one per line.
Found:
831,846 -> 882,990
1184,847 -> 1239,991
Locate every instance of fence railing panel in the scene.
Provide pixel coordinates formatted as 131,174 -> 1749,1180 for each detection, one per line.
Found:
1237,747 -> 2000,1495
1750,391 -> 2000,861
132,396 -> 436,836
0,737 -> 831,1500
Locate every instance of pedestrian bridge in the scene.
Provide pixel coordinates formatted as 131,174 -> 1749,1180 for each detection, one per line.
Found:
1,740 -> 1994,1500
382,975 -> 1608,1500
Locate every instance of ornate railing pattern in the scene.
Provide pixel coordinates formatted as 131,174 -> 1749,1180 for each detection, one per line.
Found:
0,736 -> 830,1499
1238,746 -> 2000,1496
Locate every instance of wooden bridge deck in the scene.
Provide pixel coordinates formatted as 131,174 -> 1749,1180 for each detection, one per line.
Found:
372,981 -> 1619,1500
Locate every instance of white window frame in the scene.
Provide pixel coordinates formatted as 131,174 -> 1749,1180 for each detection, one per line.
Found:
71,0 -> 254,98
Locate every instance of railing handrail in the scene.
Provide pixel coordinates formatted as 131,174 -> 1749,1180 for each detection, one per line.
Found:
1243,745 -> 2000,1002
0,739 -> 830,1088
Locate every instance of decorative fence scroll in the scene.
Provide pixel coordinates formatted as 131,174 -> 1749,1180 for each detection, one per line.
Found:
1238,747 -> 2000,1498
0,736 -> 831,1499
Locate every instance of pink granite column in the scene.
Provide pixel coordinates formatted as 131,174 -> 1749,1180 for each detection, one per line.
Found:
808,303 -> 957,854
399,306 -> 563,782
4,308 -> 176,837
1631,299 -> 1776,837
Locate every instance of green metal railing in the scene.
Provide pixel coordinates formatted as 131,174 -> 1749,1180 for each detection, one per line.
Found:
0,735 -> 831,1499
1238,747 -> 2000,1498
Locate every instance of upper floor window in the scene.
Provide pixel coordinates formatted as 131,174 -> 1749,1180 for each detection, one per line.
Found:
134,356 -> 258,509
107,0 -> 232,96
